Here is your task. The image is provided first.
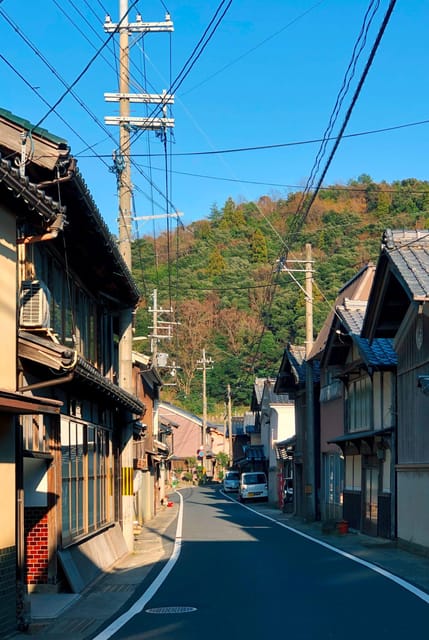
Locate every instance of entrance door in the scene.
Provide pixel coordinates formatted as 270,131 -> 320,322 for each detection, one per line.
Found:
362,456 -> 378,536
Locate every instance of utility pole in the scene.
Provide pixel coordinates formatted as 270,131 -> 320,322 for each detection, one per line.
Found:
304,243 -> 315,521
227,383 -> 233,467
103,1 -> 174,550
278,244 -> 315,520
148,288 -> 174,365
197,349 -> 213,477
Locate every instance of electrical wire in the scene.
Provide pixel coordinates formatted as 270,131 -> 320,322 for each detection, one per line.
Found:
182,1 -> 325,97
236,0 -> 398,390
0,52 -> 112,171
77,116 -> 429,159
291,0 -> 382,236
287,0 -> 398,241
29,0 -> 141,132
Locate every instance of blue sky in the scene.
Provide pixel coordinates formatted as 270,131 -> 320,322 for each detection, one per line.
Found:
1,1 -> 428,237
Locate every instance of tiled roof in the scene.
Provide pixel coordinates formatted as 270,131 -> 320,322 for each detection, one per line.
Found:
383,229 -> 429,298
309,264 -> 375,359
336,299 -> 397,367
0,107 -> 68,147
337,300 -> 367,334
287,345 -> 306,384
353,336 -> 397,367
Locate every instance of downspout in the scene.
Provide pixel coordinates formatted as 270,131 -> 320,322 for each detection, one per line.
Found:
37,157 -> 76,189
16,212 -> 66,245
16,156 -> 76,245
18,372 -> 75,393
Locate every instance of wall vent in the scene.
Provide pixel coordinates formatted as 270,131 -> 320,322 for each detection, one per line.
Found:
19,279 -> 51,329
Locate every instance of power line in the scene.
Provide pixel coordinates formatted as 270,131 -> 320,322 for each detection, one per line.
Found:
0,0 -> 140,134
77,116 -> 429,159
287,0 -> 398,239
182,1 -> 325,96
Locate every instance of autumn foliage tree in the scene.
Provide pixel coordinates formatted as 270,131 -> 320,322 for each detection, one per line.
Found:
171,299 -> 214,396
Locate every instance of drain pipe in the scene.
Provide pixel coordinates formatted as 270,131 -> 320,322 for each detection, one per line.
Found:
18,372 -> 75,393
17,156 -> 75,245
37,156 -> 76,189
17,212 -> 66,245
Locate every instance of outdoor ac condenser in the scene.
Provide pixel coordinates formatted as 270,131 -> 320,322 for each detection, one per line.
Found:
19,279 -> 51,329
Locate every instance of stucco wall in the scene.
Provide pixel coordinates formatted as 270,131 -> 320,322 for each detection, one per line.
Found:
397,470 -> 429,549
268,404 -> 295,503
0,208 -> 16,389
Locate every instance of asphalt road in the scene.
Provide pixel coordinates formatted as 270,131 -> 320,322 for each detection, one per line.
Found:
97,485 -> 429,640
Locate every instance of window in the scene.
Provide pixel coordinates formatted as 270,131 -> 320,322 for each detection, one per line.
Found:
347,375 -> 372,432
22,414 -> 48,453
345,454 -> 362,490
61,417 -> 112,545
34,245 -> 100,363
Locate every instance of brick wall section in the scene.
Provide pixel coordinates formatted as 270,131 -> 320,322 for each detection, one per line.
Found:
0,546 -> 17,636
25,507 -> 49,586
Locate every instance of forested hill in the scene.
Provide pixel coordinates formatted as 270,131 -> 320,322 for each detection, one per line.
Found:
131,175 -> 429,416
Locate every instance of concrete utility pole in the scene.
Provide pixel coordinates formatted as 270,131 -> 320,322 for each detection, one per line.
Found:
304,243 -> 316,521
277,244 -> 315,520
148,288 -> 174,365
227,383 -> 233,466
197,349 -> 213,476
104,0 -> 174,550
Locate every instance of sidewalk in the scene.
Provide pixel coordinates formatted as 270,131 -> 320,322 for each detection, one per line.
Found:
10,490 -> 429,638
10,501 -> 180,640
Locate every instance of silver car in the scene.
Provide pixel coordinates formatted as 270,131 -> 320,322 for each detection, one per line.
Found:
223,470 -> 240,492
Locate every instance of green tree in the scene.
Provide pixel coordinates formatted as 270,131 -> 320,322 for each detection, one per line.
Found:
249,228 -> 268,263
207,247 -> 226,276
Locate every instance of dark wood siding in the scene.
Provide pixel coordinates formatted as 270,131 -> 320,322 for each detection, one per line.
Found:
397,314 -> 429,463
343,490 -> 361,529
378,494 -> 392,538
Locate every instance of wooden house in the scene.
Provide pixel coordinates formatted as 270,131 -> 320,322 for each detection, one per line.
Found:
0,109 -> 145,632
362,229 -> 429,552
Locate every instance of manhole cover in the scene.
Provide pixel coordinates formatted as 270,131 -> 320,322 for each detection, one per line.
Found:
145,606 -> 197,615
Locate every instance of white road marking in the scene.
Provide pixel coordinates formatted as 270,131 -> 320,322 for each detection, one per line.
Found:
221,491 -> 429,605
92,491 -> 184,640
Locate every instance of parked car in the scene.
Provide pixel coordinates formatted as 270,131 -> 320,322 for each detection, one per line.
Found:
239,472 -> 268,502
223,470 -> 240,492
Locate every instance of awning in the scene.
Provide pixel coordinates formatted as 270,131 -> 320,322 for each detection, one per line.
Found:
18,331 -> 144,415
243,445 -> 266,461
0,389 -> 62,415
275,435 -> 296,460
327,427 -> 393,445
328,427 -> 393,453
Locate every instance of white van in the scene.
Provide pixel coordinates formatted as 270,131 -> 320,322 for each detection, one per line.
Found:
239,472 -> 268,502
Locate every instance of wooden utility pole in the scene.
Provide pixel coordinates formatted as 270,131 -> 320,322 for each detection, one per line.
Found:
104,0 -> 174,550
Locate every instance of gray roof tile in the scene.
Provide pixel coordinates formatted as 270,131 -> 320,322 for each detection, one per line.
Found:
383,229 -> 429,298
353,336 -> 397,366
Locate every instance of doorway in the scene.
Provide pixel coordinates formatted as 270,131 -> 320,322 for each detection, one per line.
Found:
362,455 -> 379,536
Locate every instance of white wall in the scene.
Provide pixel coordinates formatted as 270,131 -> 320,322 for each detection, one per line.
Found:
267,403 -> 295,503
397,471 -> 429,549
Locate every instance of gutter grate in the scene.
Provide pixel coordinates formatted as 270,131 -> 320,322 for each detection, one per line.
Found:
145,606 -> 197,615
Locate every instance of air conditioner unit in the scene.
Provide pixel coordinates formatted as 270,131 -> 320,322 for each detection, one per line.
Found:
19,280 -> 51,329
